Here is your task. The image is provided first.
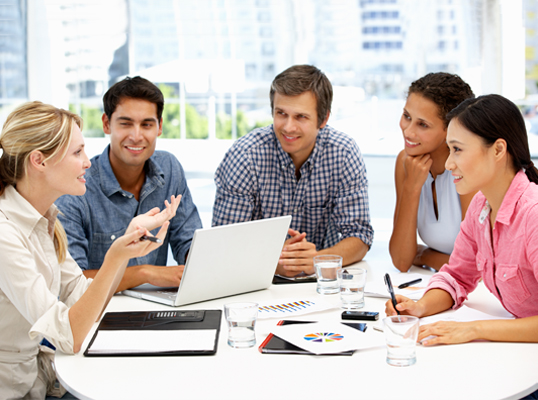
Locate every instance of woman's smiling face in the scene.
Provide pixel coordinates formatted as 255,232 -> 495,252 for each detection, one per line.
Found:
400,93 -> 447,156
445,118 -> 496,195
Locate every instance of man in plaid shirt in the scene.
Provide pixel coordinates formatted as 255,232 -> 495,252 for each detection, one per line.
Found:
212,65 -> 374,277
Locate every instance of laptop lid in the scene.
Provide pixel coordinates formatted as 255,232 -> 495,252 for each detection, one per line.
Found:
122,215 -> 291,307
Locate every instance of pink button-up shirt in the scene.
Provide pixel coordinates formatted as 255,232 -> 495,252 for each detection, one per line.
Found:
427,170 -> 538,318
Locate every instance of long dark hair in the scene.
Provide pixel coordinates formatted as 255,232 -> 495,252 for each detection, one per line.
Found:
447,94 -> 538,184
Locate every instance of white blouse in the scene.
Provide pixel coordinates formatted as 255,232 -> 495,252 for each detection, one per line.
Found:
417,169 -> 462,255
0,185 -> 91,399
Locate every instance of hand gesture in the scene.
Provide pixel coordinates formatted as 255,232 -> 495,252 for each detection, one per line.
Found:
107,223 -> 169,264
127,195 -> 181,233
403,153 -> 432,193
276,228 -> 318,277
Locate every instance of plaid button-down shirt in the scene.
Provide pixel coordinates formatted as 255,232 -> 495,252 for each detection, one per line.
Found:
212,124 -> 374,250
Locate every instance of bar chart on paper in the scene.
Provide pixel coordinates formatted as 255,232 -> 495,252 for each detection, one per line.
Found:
257,299 -> 335,319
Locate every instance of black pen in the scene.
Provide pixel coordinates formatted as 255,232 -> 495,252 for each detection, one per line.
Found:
140,235 -> 162,244
398,278 -> 422,289
384,273 -> 400,315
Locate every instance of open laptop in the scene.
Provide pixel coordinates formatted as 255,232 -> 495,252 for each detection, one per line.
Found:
122,215 -> 292,306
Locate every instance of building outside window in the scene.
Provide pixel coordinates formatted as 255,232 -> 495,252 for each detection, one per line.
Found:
1,0 -> 536,156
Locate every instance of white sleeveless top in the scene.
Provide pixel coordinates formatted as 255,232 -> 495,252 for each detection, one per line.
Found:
417,169 -> 462,255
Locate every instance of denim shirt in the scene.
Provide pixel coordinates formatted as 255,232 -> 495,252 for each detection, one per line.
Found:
56,145 -> 202,270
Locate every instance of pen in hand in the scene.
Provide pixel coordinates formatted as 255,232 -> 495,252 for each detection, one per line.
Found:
397,278 -> 422,289
140,235 -> 162,244
384,273 -> 400,315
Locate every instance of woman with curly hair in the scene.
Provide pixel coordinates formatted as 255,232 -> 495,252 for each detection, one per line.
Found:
389,73 -> 476,272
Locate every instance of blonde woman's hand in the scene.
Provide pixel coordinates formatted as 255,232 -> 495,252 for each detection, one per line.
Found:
127,195 -> 181,233
107,222 -> 170,264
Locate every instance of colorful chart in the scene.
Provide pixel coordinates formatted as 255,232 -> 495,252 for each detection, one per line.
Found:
304,332 -> 344,343
258,300 -> 314,314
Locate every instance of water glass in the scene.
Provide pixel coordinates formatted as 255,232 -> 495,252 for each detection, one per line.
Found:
337,267 -> 367,309
224,302 -> 258,348
383,315 -> 420,367
314,255 -> 342,294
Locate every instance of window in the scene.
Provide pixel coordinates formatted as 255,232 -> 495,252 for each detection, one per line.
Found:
0,1 -> 27,105
6,0 -> 525,159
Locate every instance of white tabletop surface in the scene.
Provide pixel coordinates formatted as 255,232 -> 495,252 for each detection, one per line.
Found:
55,243 -> 538,400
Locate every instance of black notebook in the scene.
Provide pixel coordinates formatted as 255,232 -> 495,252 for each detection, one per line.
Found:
84,309 -> 221,357
259,320 -> 367,356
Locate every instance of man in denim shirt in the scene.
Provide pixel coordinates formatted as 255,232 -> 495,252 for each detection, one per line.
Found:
56,76 -> 202,292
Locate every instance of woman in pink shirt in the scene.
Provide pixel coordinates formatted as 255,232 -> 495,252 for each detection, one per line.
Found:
386,94 -> 538,348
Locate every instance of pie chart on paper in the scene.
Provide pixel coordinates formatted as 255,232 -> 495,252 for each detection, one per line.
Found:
304,332 -> 344,343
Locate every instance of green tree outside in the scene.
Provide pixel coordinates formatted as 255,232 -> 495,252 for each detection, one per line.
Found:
69,104 -> 104,137
159,84 -> 208,139
215,109 -> 251,139
251,119 -> 273,130
71,84 -> 272,140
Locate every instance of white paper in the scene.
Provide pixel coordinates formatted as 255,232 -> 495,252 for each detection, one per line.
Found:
257,298 -> 337,319
373,305 -> 514,332
365,273 -> 431,300
419,305 -> 514,325
271,322 -> 385,354
87,329 -> 217,354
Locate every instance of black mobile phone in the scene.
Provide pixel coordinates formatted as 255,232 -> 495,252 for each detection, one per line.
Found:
341,311 -> 379,321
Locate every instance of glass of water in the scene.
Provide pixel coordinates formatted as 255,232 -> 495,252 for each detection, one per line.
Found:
337,267 -> 367,309
313,255 -> 342,294
383,315 -> 420,367
224,302 -> 258,348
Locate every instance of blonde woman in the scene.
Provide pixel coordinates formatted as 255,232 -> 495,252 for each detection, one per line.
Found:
0,101 -> 180,399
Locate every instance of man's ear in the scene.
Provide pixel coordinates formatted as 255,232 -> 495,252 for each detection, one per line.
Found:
28,150 -> 46,170
158,117 -> 163,137
318,111 -> 330,129
102,113 -> 111,135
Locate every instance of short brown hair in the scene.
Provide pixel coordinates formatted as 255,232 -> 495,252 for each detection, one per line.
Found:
270,65 -> 332,127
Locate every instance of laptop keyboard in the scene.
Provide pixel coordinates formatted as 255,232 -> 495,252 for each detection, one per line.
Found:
157,288 -> 177,300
